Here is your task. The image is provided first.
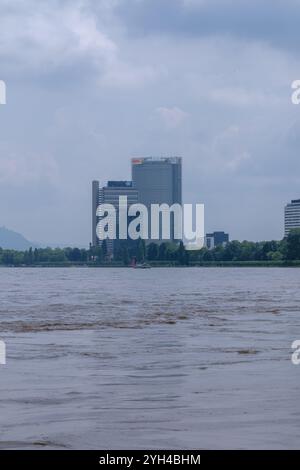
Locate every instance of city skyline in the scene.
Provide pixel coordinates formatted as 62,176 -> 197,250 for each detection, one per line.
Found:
92,157 -> 183,257
1,1 -> 300,246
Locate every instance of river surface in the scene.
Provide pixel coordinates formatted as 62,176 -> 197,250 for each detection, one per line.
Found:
0,267 -> 299,449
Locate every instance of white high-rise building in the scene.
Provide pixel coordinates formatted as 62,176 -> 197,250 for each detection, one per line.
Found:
284,199 -> 300,237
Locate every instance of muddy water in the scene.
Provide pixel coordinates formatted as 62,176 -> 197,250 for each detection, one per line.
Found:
0,267 -> 299,449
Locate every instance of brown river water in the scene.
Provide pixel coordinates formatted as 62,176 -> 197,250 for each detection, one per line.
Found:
0,267 -> 299,449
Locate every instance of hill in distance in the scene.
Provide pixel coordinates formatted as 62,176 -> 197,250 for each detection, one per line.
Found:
0,226 -> 37,250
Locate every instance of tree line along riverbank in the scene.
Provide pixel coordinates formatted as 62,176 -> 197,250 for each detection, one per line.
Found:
1,229 -> 300,267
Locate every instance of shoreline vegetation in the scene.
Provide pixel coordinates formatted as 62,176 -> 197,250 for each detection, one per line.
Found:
1,261 -> 300,268
1,229 -> 300,267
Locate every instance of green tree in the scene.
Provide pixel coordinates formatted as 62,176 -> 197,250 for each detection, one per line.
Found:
268,251 -> 283,261
137,238 -> 146,262
147,243 -> 159,261
202,248 -> 213,261
28,247 -> 33,264
2,250 -> 15,265
285,229 -> 300,260
122,246 -> 130,266
177,241 -> 186,265
261,241 -> 278,260
226,240 -> 241,261
34,248 -> 39,263
89,245 -> 103,263
65,247 -> 81,262
213,245 -> 225,261
158,242 -> 167,261
80,249 -> 88,262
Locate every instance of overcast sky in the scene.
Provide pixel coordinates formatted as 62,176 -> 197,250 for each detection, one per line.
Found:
1,0 -> 300,246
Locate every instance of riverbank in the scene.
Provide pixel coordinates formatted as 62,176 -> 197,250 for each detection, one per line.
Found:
1,231 -> 300,267
2,260 -> 300,267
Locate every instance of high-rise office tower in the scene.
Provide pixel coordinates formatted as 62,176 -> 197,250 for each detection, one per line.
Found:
284,199 -> 300,237
92,180 -> 138,254
131,157 -> 182,242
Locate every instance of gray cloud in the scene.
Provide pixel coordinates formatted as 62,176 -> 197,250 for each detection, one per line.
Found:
116,0 -> 300,51
0,0 -> 300,244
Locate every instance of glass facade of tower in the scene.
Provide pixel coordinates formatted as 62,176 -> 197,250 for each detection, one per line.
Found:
92,180 -> 138,255
131,157 -> 182,242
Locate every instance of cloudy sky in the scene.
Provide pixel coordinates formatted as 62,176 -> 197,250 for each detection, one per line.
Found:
1,0 -> 300,246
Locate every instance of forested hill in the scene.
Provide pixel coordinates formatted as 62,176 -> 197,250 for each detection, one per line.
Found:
0,226 -> 36,250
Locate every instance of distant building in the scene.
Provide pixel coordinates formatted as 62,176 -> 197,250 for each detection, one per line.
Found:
284,199 -> 300,237
205,231 -> 229,250
91,181 -> 138,256
92,157 -> 183,253
131,157 -> 182,242
92,180 -> 100,247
